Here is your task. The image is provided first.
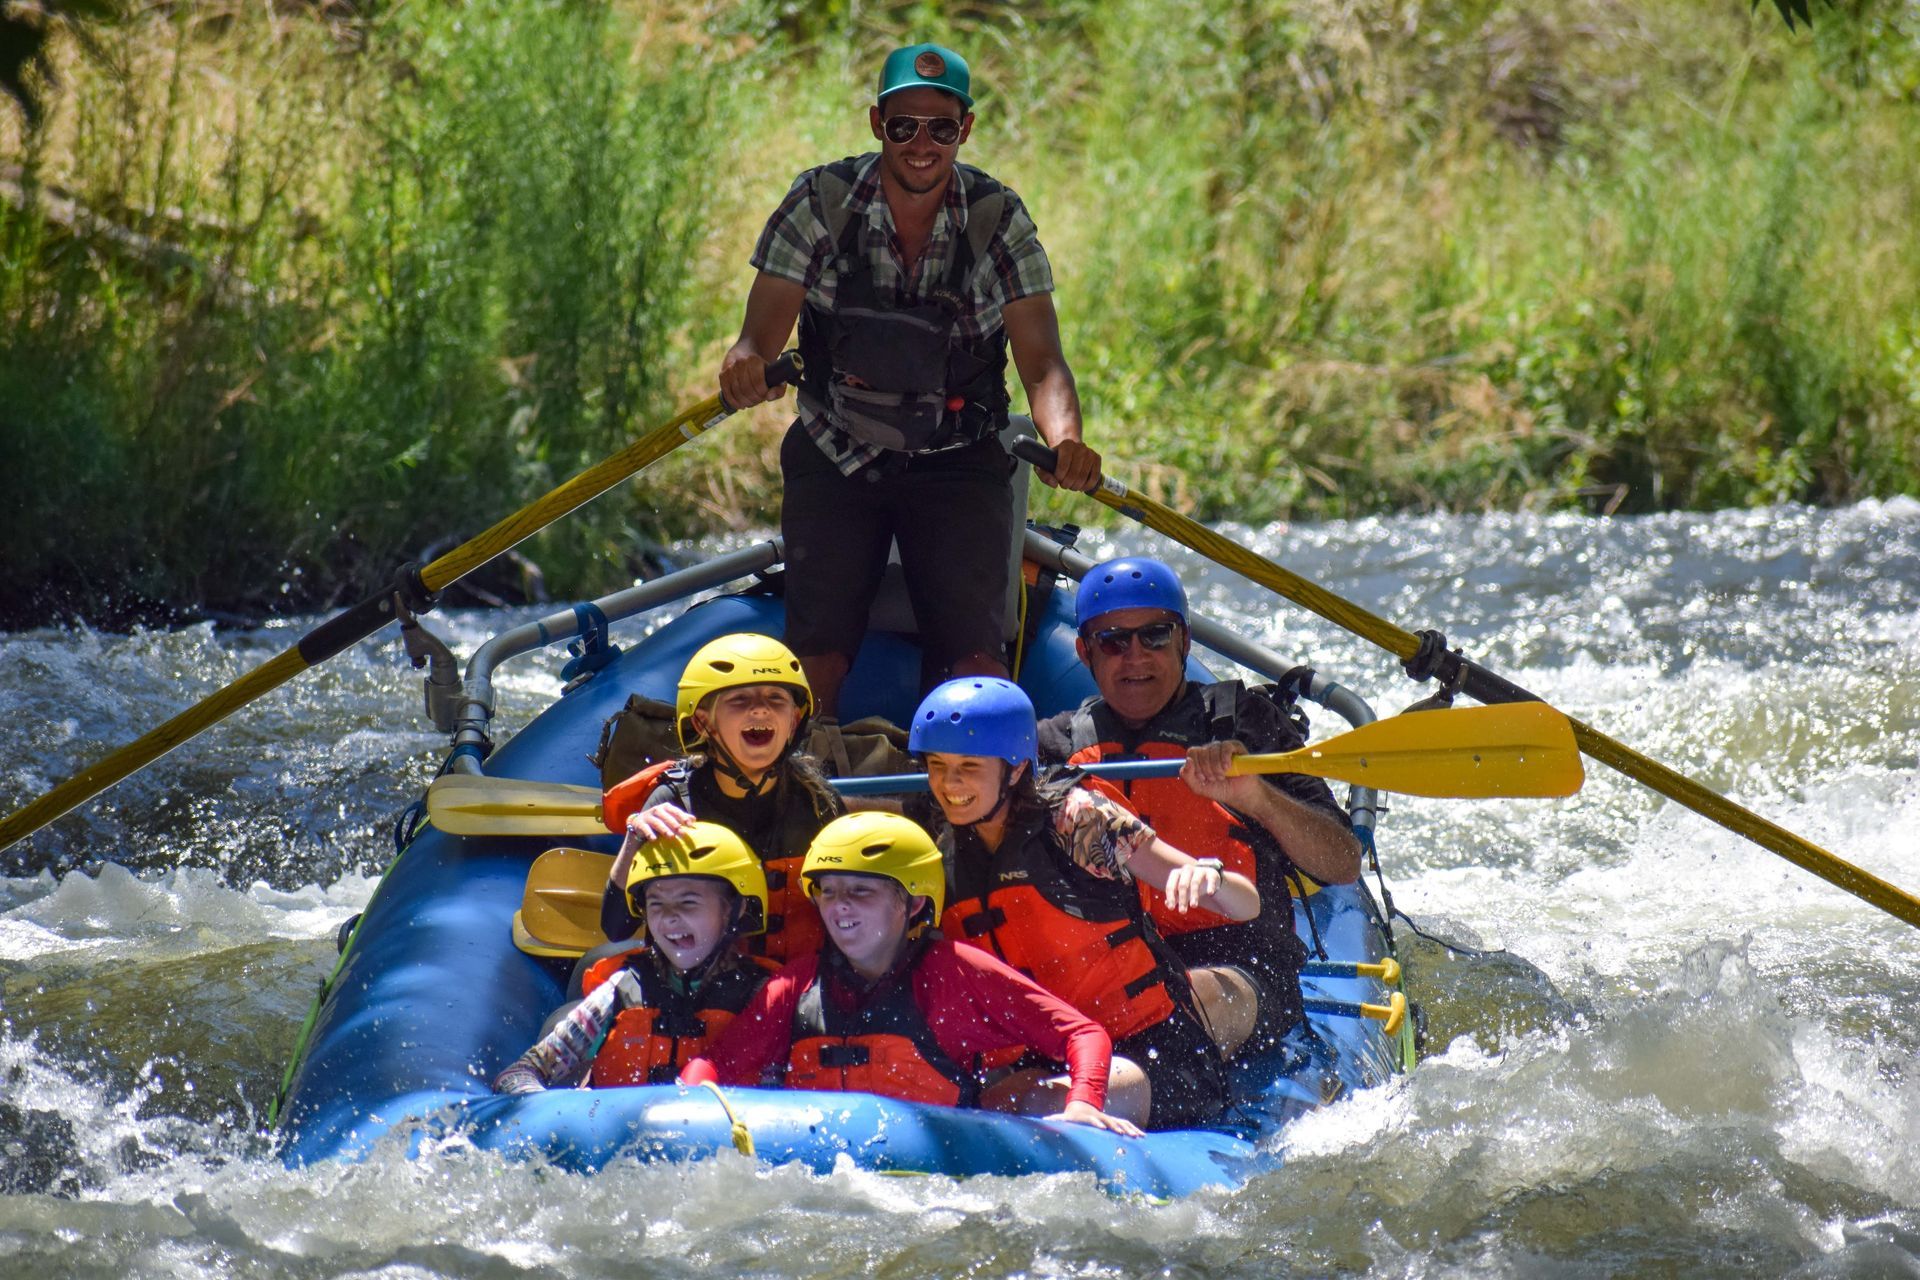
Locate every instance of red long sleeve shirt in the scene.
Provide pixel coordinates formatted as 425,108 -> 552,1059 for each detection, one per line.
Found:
681,937 -> 1112,1110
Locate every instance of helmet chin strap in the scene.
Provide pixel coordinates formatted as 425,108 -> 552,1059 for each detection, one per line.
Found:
961,760 -> 1021,829
702,729 -> 783,802
698,710 -> 803,800
680,896 -> 751,988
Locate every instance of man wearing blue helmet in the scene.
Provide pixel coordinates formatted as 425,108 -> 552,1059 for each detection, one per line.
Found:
1036,557 -> 1363,1052
909,676 -> 1263,1128
716,42 -> 1101,716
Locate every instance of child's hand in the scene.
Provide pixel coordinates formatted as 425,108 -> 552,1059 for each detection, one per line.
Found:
1049,1099 -> 1143,1138
627,804 -> 696,843
1160,860 -> 1223,913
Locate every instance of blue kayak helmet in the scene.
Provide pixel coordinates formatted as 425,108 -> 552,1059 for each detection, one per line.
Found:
908,677 -> 1038,773
1074,557 -> 1189,631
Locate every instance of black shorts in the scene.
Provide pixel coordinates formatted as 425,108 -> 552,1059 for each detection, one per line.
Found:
779,423 -> 1015,672
1167,925 -> 1305,1055
1115,1009 -> 1230,1130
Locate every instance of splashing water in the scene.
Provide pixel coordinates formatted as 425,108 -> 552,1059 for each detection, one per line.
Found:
2,501 -> 1917,1276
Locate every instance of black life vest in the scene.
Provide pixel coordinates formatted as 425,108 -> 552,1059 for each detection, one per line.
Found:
794,157 -> 1012,454
785,939 -> 983,1106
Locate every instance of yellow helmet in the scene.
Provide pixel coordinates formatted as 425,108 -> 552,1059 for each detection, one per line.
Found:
675,633 -> 814,751
800,812 -> 946,920
624,820 -> 769,936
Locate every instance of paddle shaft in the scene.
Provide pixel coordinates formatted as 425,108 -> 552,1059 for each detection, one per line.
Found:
834,702 -> 1577,798
833,753 -> 1445,795
0,358 -> 800,852
1010,439 -> 1920,931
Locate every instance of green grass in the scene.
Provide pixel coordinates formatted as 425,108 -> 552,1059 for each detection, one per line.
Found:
2,0 -> 1917,623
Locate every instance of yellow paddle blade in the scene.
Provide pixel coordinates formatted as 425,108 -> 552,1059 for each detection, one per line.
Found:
512,847 -> 616,957
1231,703 -> 1584,799
427,775 -> 606,836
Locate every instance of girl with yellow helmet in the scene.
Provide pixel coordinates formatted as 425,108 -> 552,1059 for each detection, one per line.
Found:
680,813 -> 1149,1136
598,634 -> 845,962
494,822 -> 776,1093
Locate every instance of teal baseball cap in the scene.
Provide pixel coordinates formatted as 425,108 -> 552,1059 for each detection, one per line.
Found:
877,43 -> 973,109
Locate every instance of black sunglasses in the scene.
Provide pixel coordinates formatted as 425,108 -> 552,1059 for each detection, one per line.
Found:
1088,620 -> 1184,657
882,113 -> 964,146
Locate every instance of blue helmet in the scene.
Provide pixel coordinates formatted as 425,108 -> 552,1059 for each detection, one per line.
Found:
1074,557 -> 1189,630
908,677 -> 1038,770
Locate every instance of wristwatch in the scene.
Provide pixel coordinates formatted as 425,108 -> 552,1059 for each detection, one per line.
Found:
1192,857 -> 1225,874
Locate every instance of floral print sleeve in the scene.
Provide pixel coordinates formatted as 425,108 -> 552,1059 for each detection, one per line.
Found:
1053,787 -> 1156,882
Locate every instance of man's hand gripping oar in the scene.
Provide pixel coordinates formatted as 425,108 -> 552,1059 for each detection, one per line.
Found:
0,355 -> 802,852
1008,437 -> 1920,932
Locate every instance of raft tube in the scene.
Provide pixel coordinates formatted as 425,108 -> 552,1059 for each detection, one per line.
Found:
273,584 -> 1406,1197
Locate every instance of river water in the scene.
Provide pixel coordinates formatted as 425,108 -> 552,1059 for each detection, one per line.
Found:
2,500 -> 1917,1277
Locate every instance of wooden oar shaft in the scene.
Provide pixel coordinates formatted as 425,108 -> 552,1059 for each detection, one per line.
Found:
1011,441 -> 1920,931
1568,719 -> 1920,928
0,648 -> 309,850
1,360 -> 799,854
421,394 -> 723,593
1080,473 -> 1423,665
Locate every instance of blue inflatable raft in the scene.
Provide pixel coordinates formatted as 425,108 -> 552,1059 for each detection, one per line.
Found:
271,525 -> 1414,1198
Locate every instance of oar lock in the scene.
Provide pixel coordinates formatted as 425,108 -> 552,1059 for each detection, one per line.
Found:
1401,628 -> 1470,711
392,562 -> 460,734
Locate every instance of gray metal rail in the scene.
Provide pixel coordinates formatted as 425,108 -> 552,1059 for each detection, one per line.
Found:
439,528 -> 1382,839
446,540 -> 785,773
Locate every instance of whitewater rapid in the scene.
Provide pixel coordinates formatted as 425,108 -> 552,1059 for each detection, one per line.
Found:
3,499 -> 1916,1276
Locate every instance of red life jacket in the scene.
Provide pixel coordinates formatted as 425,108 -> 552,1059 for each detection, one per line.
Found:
600,759 -> 829,963
940,788 -> 1191,1042
784,940 -> 982,1106
582,947 -> 774,1087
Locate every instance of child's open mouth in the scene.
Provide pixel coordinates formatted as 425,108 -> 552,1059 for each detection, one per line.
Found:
740,726 -> 777,749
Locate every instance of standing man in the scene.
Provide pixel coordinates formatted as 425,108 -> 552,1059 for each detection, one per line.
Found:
718,43 -> 1101,716
1036,557 -> 1364,1051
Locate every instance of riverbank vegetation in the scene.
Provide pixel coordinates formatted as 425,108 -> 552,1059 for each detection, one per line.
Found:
2,0 -> 1917,625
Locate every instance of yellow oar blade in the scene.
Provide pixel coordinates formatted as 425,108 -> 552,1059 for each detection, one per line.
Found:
512,847 -> 614,956
1013,435 -> 1920,933
1231,703 -> 1584,799
427,775 -> 606,836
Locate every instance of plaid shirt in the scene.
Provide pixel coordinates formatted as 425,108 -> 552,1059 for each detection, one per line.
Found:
750,153 -> 1055,475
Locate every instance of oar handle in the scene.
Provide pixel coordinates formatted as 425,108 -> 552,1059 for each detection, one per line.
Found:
717,351 -> 804,414
1010,437 -> 1059,473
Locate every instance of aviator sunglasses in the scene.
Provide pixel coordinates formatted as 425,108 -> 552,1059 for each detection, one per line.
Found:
882,113 -> 965,146
1087,620 -> 1184,657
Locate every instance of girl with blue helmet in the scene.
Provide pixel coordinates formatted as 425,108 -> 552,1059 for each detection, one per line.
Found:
908,676 -> 1260,1128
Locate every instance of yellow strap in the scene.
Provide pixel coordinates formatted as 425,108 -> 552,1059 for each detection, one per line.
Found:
698,1080 -> 755,1157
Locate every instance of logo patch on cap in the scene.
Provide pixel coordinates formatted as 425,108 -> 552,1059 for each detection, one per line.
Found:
914,50 -> 946,79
